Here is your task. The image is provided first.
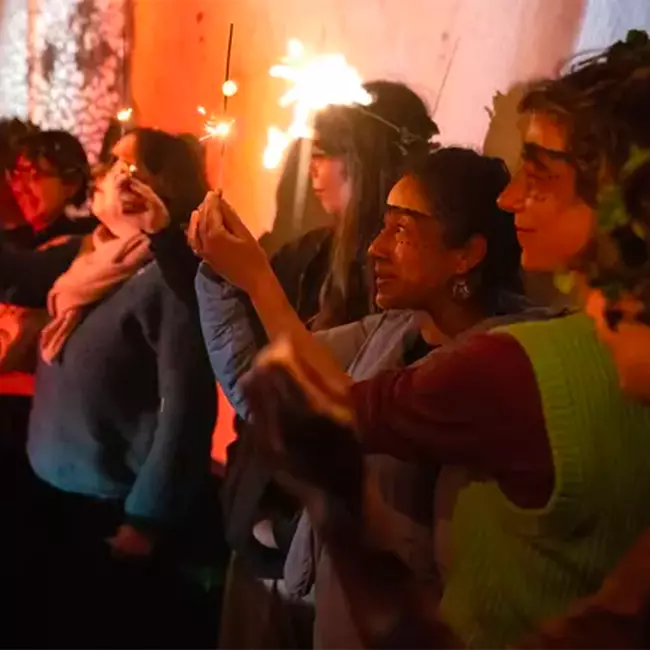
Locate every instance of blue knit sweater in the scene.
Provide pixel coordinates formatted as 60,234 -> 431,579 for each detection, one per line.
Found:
27,261 -> 217,526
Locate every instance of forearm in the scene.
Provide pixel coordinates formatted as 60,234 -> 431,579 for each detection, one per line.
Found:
196,264 -> 267,418
249,268 -> 353,419
249,266 -> 312,345
148,227 -> 199,309
516,528 -> 650,648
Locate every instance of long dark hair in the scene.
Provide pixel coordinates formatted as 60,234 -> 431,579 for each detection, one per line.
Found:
311,81 -> 438,329
409,147 -> 524,308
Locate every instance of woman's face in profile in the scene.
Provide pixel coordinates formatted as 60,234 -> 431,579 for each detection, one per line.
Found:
91,133 -> 148,238
309,145 -> 351,218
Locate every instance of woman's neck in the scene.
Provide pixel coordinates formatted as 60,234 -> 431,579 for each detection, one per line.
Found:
417,300 -> 488,345
569,272 -> 590,310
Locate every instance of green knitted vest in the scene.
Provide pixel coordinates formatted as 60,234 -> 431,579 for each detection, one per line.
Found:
439,313 -> 650,649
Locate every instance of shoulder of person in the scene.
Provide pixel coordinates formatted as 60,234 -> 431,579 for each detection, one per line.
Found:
271,227 -> 332,272
413,327 -> 530,377
132,261 -> 198,320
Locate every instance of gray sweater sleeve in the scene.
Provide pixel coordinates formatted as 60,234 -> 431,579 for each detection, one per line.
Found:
195,261 -> 378,419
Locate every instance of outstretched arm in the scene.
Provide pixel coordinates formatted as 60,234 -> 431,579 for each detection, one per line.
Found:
187,192 -> 353,411
243,361 -> 457,648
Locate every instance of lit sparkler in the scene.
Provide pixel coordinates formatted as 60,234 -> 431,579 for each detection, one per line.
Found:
263,39 -> 372,170
116,106 -> 133,137
116,107 -> 132,123
198,106 -> 234,142
198,24 -> 236,194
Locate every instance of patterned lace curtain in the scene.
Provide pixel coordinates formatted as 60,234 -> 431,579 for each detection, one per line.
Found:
0,0 -> 130,162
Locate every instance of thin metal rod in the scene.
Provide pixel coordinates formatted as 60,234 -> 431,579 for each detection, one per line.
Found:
218,23 -> 235,194
433,37 -> 460,116
222,23 -> 234,113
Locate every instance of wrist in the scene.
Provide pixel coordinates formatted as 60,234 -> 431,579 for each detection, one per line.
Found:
142,217 -> 169,235
249,261 -> 282,307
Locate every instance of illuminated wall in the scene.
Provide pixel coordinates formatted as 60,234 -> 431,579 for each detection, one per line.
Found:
0,0 -> 128,161
130,0 -> 588,239
1,0 -> 649,462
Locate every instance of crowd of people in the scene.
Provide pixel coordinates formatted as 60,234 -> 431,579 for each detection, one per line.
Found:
2,27 -> 650,650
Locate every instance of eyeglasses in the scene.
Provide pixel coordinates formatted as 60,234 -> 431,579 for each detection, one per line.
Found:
10,163 -> 60,181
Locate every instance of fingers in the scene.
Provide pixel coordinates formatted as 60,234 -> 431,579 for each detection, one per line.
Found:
255,337 -> 355,428
200,190 -> 250,239
127,177 -> 159,203
187,210 -> 201,254
219,196 -> 252,239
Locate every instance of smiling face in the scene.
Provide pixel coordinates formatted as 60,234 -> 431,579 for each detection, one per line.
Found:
368,174 -> 485,311
93,133 -> 147,239
9,153 -> 78,231
497,113 -> 595,272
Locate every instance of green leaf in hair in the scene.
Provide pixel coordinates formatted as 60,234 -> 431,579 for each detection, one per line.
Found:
597,185 -> 629,232
622,146 -> 650,177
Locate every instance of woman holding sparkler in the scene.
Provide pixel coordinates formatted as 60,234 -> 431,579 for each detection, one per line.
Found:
199,80 -> 438,647
1,127 -> 217,646
193,143 -> 539,648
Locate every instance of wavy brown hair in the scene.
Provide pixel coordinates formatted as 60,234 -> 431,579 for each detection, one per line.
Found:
519,30 -> 650,206
519,30 -> 650,321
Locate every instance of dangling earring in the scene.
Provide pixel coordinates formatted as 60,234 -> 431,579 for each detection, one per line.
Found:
452,276 -> 471,301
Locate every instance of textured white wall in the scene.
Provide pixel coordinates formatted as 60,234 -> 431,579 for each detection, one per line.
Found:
0,0 -> 29,117
576,0 -> 650,52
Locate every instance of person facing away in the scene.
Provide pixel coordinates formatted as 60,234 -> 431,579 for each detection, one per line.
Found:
218,32 -> 650,649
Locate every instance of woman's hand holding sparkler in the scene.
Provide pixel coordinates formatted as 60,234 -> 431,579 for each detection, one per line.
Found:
188,190 -> 354,438
105,162 -> 171,234
187,191 -> 271,295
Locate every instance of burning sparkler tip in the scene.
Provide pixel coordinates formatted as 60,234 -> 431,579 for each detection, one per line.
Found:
222,80 -> 238,97
117,107 -> 133,123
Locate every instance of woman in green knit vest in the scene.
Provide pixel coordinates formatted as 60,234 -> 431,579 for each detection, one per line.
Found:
516,32 -> 650,649
187,31 -> 650,649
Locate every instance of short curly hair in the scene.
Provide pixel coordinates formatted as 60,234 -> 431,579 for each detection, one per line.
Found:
519,30 -> 650,206
519,30 -> 650,324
